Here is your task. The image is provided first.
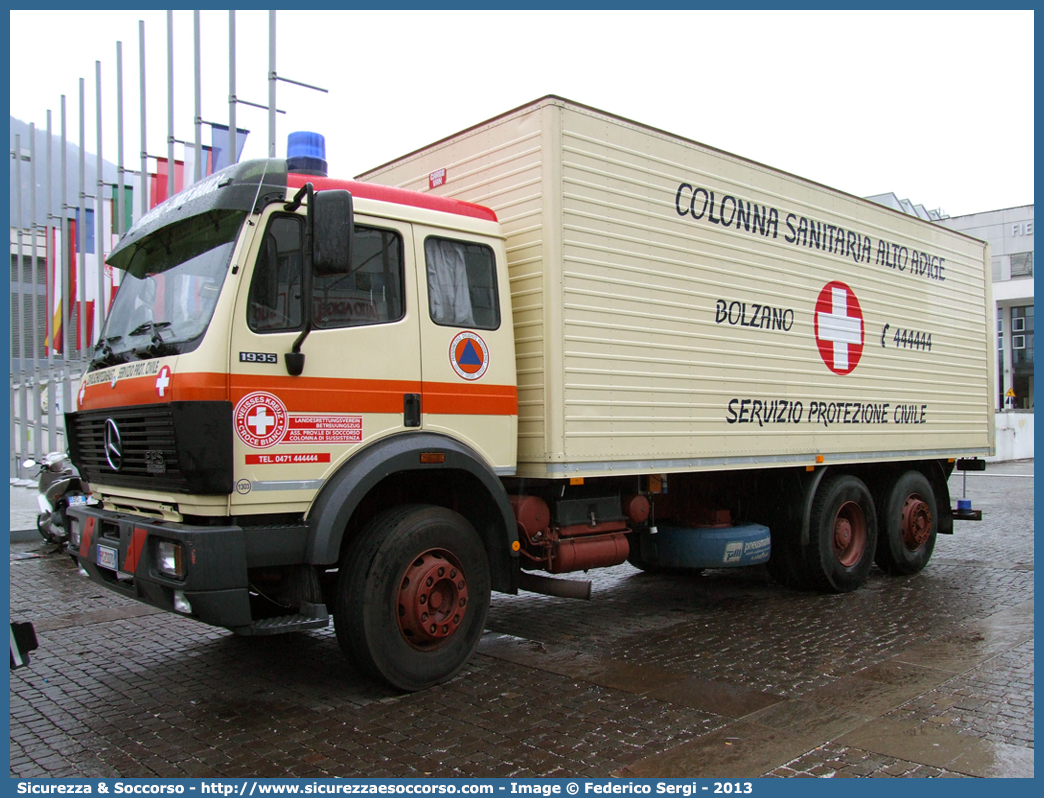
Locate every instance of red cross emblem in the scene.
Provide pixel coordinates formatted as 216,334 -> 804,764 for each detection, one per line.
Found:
155,366 -> 171,398
814,281 -> 864,375
234,392 -> 288,449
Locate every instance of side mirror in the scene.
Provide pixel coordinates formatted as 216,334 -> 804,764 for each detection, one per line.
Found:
312,190 -> 353,276
281,187 -> 353,378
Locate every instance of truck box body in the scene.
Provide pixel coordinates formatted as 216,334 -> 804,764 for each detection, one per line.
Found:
359,97 -> 994,479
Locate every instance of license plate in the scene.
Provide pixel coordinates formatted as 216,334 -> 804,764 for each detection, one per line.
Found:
67,494 -> 88,506
97,546 -> 118,571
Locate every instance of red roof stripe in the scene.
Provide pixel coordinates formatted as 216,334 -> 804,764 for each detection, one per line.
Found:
287,173 -> 498,223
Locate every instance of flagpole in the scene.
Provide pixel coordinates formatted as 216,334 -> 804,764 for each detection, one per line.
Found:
117,40 -> 126,237
194,11 -> 202,184
229,11 -> 236,168
46,109 -> 56,450
30,124 -> 43,459
78,78 -> 87,365
60,94 -> 71,415
96,60 -> 106,356
269,10 -> 276,158
139,19 -> 148,219
15,134 -> 29,470
167,11 -> 175,199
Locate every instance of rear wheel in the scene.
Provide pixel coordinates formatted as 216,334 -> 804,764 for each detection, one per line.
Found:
802,474 -> 877,593
875,470 -> 937,576
334,505 -> 490,692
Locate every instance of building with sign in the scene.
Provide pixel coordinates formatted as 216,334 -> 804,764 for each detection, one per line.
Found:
869,194 -> 1033,461
937,205 -> 1034,413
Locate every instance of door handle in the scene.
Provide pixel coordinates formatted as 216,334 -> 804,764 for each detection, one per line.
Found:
404,394 -> 421,427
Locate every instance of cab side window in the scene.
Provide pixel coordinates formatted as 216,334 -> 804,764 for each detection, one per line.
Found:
247,215 -> 303,332
247,216 -> 404,333
424,236 -> 499,330
313,226 -> 404,329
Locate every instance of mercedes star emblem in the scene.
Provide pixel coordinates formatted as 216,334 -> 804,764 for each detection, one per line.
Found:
104,418 -> 123,471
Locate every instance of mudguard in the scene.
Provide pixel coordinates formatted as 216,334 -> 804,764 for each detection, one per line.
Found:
305,432 -> 519,592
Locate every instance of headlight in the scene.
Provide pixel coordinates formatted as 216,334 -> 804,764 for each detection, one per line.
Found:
156,540 -> 185,578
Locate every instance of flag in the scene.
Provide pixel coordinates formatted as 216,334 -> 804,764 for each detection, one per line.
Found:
48,225 -> 63,353
110,184 -> 134,237
64,215 -> 93,351
209,123 -> 249,173
74,208 -> 95,254
150,158 -> 186,209
60,197 -> 114,352
181,144 -> 214,188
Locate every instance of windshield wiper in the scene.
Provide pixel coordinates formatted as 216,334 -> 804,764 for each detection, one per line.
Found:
128,320 -> 172,342
126,321 -> 179,360
136,343 -> 178,360
90,335 -> 126,368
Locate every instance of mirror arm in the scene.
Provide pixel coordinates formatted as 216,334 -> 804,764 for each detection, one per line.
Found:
284,183 -> 310,213
285,183 -> 315,377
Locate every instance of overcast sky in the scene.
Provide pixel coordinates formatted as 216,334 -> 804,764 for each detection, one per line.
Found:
9,9 -> 1034,217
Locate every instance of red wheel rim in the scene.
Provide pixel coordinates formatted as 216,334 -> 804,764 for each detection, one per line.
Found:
397,548 -> 469,650
900,494 -> 932,552
832,500 -> 867,567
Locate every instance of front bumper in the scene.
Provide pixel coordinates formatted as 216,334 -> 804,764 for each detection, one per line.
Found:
67,505 -> 310,632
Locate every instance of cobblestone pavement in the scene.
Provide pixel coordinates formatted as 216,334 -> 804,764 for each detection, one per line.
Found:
9,462 -> 1033,778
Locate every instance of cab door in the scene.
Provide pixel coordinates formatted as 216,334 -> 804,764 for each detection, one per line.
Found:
413,226 -> 517,473
229,206 -> 420,510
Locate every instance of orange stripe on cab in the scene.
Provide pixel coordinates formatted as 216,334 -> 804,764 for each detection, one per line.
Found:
423,383 -> 518,416
79,371 -> 226,410
230,375 -> 420,414
80,371 -> 517,416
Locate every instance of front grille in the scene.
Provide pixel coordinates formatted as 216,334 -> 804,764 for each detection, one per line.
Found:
67,401 -> 233,495
71,404 -> 182,491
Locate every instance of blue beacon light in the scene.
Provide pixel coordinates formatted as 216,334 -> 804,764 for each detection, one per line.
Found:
286,131 -> 328,177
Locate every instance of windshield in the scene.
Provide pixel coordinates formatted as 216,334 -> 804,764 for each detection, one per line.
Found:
95,209 -> 246,367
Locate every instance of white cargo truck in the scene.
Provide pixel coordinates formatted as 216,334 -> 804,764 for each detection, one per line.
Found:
67,97 -> 992,691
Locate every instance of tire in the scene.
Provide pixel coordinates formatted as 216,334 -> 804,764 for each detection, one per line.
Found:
334,505 -> 490,692
802,474 -> 877,593
874,470 -> 937,576
36,512 -> 56,544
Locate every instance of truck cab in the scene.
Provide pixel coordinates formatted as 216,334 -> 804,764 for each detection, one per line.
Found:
66,148 -> 520,691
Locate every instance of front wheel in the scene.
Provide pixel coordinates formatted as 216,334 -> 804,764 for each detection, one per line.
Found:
802,474 -> 877,593
334,505 -> 491,692
36,512 -> 62,545
875,470 -> 937,576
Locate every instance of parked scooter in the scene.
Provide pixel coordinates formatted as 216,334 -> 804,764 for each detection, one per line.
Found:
21,453 -> 91,547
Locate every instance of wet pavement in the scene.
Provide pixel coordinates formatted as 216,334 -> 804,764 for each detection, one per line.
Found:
9,462 -> 1033,778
